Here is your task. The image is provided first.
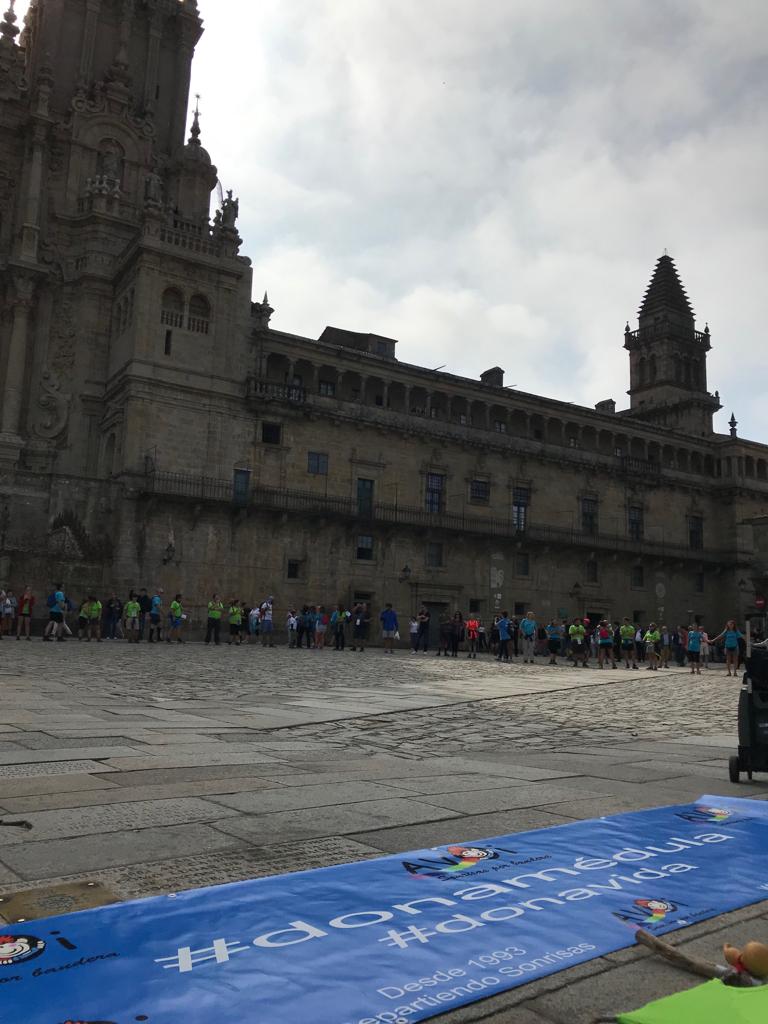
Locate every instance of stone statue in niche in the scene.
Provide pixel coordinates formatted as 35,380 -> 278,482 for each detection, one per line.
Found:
144,169 -> 164,208
98,139 -> 124,186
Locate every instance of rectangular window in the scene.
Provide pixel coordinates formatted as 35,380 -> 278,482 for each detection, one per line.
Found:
356,534 -> 374,560
287,559 -> 301,580
512,486 -> 530,532
695,572 -> 704,594
357,478 -> 374,517
628,505 -> 644,541
688,515 -> 704,551
319,380 -> 336,397
164,329 -> 172,356
425,472 -> 445,514
586,559 -> 598,583
615,446 -> 624,457
631,565 -> 645,588
426,542 -> 444,568
514,601 -> 526,617
581,496 -> 599,535
261,422 -> 282,445
232,468 -> 251,507
458,413 -> 468,425
307,451 -> 329,475
493,420 -> 507,433
469,479 -> 490,504
469,598 -> 481,613
516,552 -> 530,577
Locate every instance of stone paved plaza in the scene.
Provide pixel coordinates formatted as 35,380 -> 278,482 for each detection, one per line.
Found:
2,642 -> 768,1022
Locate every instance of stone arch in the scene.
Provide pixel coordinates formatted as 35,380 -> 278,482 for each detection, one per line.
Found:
647,441 -> 660,464
430,391 -> 449,421
364,376 -> 386,408
388,381 -> 406,412
614,432 -> 628,457
317,365 -> 339,398
511,409 -> 528,436
490,404 -> 508,434
451,394 -> 468,424
529,413 -> 545,441
188,293 -> 211,334
630,436 -> 646,460
546,418 -> 563,445
410,386 -> 428,415
598,429 -> 613,455
565,421 -> 581,448
292,358 -> 317,391
265,351 -> 290,382
662,444 -> 675,468
161,287 -> 184,328
340,371 -> 364,403
470,399 -> 488,429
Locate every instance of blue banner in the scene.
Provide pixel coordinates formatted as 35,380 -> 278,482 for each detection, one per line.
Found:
3,795 -> 768,1024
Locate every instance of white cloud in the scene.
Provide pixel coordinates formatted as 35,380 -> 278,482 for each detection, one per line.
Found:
13,0 -> 768,437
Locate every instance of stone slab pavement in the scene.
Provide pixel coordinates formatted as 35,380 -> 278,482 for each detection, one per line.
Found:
1,640 -> 766,1021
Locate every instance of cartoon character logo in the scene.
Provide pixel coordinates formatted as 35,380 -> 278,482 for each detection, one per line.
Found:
0,933 -> 46,966
634,898 -> 677,923
676,804 -> 732,824
402,844 -> 509,879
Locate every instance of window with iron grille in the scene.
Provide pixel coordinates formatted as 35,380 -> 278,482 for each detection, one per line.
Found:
469,479 -> 490,504
512,486 -> 530,531
287,559 -> 301,579
425,473 -> 445,513
628,505 -> 644,541
516,552 -> 530,577
427,542 -> 444,567
493,420 -> 507,433
319,380 -> 336,397
356,535 -> 374,560
631,565 -> 645,588
307,451 -> 328,475
688,515 -> 704,551
581,496 -> 599,535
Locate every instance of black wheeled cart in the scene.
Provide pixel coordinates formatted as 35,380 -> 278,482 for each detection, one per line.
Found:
729,648 -> 768,782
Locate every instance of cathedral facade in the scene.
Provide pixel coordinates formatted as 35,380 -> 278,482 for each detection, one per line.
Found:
1,0 -> 767,631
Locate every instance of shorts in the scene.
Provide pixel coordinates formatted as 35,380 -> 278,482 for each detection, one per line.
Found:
229,623 -> 241,635
249,620 -> 260,635
78,616 -> 88,629
621,641 -> 634,650
50,611 -> 63,623
171,617 -> 183,629
688,650 -> 700,663
261,620 -> 273,633
382,629 -> 396,639
315,623 -> 326,634
571,641 -> 585,653
127,616 -> 139,630
547,639 -> 560,653
150,612 -> 161,624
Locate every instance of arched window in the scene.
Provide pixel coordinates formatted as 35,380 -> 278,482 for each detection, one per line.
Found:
161,288 -> 184,328
649,355 -> 657,383
188,294 -> 211,334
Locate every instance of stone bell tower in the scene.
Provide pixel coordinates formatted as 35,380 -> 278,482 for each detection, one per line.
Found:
623,253 -> 721,437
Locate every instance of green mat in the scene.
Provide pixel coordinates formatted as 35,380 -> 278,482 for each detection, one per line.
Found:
618,978 -> 768,1023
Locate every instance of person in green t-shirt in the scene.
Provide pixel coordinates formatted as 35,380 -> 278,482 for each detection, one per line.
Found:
86,596 -> 102,642
205,593 -> 224,646
124,596 -> 141,643
168,594 -> 184,643
620,617 -> 638,669
228,599 -> 243,646
568,617 -> 589,667
643,623 -> 661,670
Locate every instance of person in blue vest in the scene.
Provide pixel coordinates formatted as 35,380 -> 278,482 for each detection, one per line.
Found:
711,619 -> 743,677
380,603 -> 399,655
496,611 -> 511,662
520,611 -> 537,663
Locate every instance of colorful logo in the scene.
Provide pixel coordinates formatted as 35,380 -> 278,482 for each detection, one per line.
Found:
0,933 -> 46,966
634,898 -> 677,923
402,844 -> 508,879
676,804 -> 732,824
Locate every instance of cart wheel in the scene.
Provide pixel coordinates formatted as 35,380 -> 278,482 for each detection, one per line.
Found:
729,756 -> 741,784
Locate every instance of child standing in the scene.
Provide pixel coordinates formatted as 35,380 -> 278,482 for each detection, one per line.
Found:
124,594 -> 141,643
409,616 -> 419,653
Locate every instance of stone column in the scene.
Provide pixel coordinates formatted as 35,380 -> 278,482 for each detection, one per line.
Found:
79,0 -> 103,82
143,7 -> 163,114
1,276 -> 35,437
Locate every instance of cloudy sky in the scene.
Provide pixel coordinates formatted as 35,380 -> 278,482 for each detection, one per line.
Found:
21,1 -> 768,438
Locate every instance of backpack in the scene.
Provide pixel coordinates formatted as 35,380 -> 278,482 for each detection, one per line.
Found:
46,592 -> 58,608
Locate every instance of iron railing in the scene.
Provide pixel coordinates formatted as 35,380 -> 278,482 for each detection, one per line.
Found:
141,471 -> 736,563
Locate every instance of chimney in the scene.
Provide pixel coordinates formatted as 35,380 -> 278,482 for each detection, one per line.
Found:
595,399 -> 616,414
480,366 -> 504,388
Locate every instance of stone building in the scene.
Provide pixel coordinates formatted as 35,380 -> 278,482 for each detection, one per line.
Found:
1,0 -> 767,632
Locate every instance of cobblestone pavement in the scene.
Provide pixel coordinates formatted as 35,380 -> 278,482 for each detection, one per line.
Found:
0,641 -> 765,1023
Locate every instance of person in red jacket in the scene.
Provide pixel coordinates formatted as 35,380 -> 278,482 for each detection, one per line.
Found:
16,585 -> 35,640
466,616 -> 480,659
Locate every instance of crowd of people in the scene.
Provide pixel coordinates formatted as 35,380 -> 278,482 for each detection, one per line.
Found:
0,583 -> 762,675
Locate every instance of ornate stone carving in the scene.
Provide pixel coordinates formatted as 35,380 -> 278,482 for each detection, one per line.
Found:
34,368 -> 71,440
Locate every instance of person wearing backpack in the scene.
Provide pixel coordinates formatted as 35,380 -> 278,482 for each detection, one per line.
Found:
597,619 -> 617,669
43,583 -> 67,641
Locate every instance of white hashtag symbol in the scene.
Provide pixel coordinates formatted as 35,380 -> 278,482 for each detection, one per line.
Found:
378,925 -> 437,949
155,938 -> 250,973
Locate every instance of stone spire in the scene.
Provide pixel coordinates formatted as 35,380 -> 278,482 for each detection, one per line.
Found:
189,94 -> 202,146
0,0 -> 19,45
638,253 -> 695,325
729,412 -> 738,438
